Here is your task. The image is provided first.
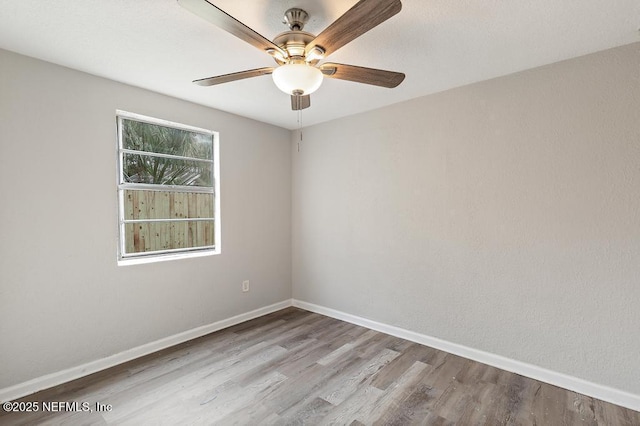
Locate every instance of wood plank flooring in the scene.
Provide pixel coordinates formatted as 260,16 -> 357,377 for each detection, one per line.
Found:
1,307 -> 638,425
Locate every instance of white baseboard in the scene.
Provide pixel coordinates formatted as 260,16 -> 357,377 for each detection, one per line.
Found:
292,299 -> 640,412
0,299 -> 293,403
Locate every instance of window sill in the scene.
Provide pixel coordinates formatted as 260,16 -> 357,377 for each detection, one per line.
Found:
117,249 -> 219,266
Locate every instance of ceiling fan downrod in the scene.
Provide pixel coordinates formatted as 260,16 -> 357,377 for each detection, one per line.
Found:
283,8 -> 309,31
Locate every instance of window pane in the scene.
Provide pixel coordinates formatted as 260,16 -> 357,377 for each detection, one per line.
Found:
122,118 -> 212,160
123,190 -> 214,220
122,152 -> 212,186
124,220 -> 215,254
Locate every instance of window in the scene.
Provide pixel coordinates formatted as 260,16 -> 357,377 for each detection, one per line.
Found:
116,111 -> 220,264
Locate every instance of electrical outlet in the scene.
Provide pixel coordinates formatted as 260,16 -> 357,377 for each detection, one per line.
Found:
242,280 -> 250,292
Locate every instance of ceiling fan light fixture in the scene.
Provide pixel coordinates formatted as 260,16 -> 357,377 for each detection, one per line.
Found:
272,63 -> 323,95
305,46 -> 326,62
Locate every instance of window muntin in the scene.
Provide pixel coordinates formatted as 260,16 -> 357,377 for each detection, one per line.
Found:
117,111 -> 219,262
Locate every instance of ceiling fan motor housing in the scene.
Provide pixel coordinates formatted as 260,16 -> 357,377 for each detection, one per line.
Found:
273,30 -> 316,63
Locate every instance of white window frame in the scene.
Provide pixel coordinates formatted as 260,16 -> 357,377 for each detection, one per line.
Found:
116,110 -> 221,265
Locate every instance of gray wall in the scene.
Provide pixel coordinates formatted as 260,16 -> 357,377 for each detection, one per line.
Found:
0,49 -> 292,388
292,42 -> 640,394
2,41 -> 639,398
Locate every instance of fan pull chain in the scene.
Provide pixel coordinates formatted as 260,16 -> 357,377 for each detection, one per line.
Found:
297,109 -> 303,152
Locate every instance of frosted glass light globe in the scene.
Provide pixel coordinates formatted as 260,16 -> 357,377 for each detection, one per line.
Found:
272,64 -> 323,95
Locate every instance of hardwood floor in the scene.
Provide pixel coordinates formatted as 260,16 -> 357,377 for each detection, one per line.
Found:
1,307 -> 638,425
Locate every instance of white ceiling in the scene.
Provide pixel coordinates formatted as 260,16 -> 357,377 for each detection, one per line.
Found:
1,1 -> 638,129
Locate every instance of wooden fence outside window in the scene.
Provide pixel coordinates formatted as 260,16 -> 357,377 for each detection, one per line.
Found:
124,189 -> 214,254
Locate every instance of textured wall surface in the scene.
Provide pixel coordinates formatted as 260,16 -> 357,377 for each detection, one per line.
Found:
292,42 -> 640,394
0,49 -> 292,388
2,41 -> 639,398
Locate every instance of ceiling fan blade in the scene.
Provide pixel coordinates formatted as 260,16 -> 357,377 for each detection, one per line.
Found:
193,67 -> 275,86
178,0 -> 286,58
291,94 -> 311,110
305,0 -> 401,57
320,63 -> 405,88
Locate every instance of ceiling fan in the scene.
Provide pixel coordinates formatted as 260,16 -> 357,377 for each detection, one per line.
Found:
177,0 -> 405,110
